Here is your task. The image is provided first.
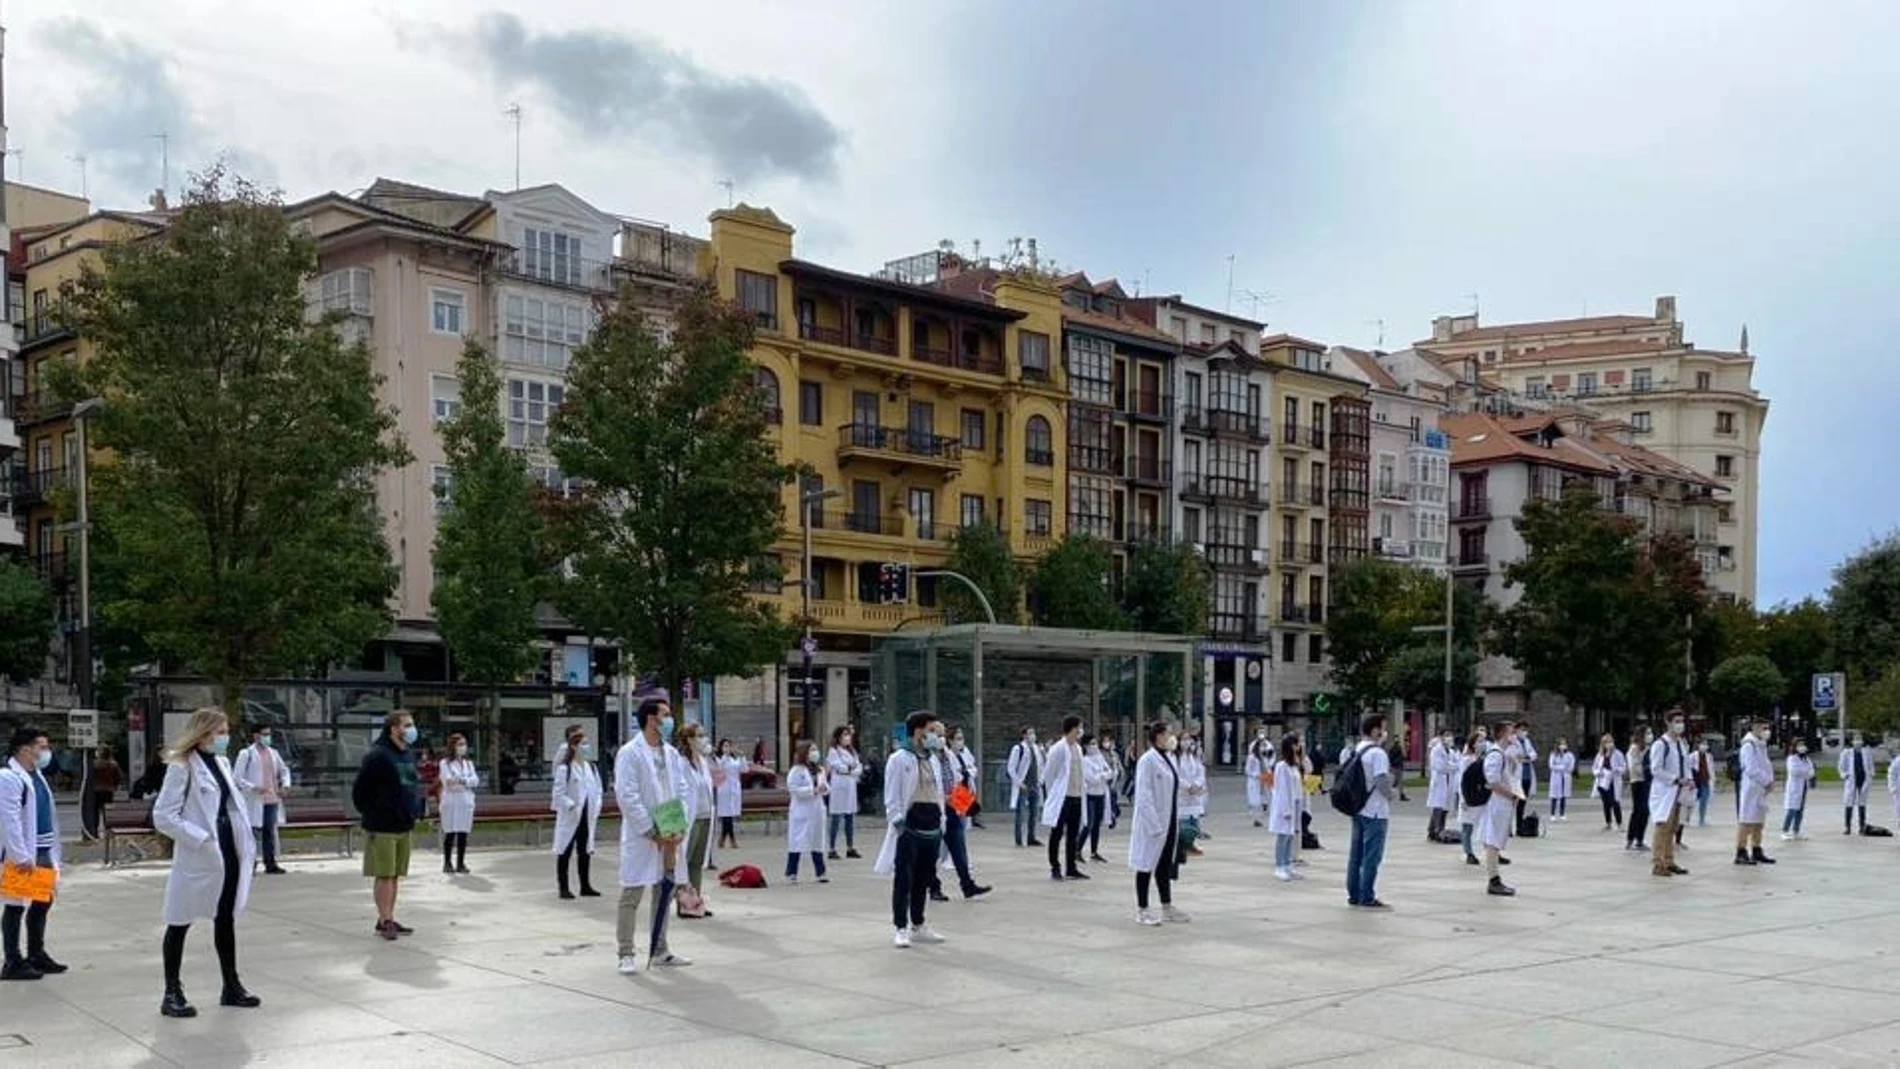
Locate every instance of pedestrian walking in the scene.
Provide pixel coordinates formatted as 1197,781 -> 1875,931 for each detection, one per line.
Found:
1270,735 -> 1304,881
1592,735 -> 1625,831
714,738 -> 744,850
1041,716 -> 1089,880
1,726 -> 64,982
824,727 -> 863,860
89,745 -> 123,841
233,727 -> 291,876
552,725 -> 602,899
1625,727 -> 1651,852
1426,727 -> 1457,841
1480,722 -> 1520,897
437,733 -> 479,875
1345,714 -> 1395,910
1735,717 -> 1777,866
1081,734 -> 1113,863
1841,735 -> 1873,835
1647,713 -> 1692,878
785,740 -> 830,884
613,699 -> 693,974
1008,727 -> 1044,848
152,709 -> 260,1017
352,711 -> 421,941
674,722 -> 715,917
877,711 -> 949,949
929,725 -> 992,901
1129,721 -> 1188,925
1547,739 -> 1575,822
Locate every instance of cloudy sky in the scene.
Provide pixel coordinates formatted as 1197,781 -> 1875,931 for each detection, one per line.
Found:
11,0 -> 1898,604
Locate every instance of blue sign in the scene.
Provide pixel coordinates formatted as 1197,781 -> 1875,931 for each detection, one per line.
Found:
1424,429 -> 1451,450
1813,673 -> 1839,711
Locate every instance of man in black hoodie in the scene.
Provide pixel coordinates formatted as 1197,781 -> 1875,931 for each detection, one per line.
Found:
353,711 -> 421,940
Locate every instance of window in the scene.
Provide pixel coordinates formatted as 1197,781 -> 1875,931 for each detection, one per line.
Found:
1695,371 -> 1712,391
1631,411 -> 1651,433
1308,634 -> 1323,664
309,267 -> 373,316
1231,328 -> 1248,345
1459,527 -> 1486,565
1718,504 -> 1734,524
1525,376 -> 1546,398
1067,335 -> 1113,405
1715,411 -> 1736,434
754,368 -> 782,422
430,288 -> 465,335
431,465 -> 453,517
798,380 -> 823,426
1633,367 -> 1653,392
1183,508 -> 1202,544
1025,415 -> 1054,466
503,294 -> 588,369
909,488 -> 937,541
1715,455 -> 1735,478
1025,499 -> 1053,536
1281,632 -> 1297,663
961,408 -> 986,450
736,269 -> 778,329
522,227 -> 583,286
506,378 -> 565,448
1018,331 -> 1050,379
1183,371 -> 1203,413
1183,439 -> 1202,478
960,494 -> 985,529
431,375 -> 461,424
1577,372 -> 1597,396
1200,323 -> 1217,345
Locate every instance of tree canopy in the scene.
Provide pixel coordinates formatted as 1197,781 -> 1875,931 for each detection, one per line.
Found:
940,520 -> 1022,624
1122,539 -> 1210,636
1830,533 -> 1900,687
0,562 -> 55,685
1028,533 -> 1126,630
1706,653 -> 1787,722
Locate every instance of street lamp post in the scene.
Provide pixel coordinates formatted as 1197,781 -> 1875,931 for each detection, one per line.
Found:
71,398 -> 103,711
799,487 -> 844,743
1411,566 -> 1458,734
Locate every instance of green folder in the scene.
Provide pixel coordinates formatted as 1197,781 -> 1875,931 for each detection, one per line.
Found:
652,798 -> 689,839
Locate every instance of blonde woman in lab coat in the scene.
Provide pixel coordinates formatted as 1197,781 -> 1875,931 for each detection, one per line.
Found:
825,726 -> 863,860
785,740 -> 830,884
436,732 -> 479,875
551,725 -> 602,899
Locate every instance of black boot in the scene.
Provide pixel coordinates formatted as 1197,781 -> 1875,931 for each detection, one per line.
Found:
24,908 -> 62,973
1487,877 -> 1516,896
1734,849 -> 1756,865
220,978 -> 262,1008
161,985 -> 197,1018
577,850 -> 600,896
443,842 -> 455,874
1752,847 -> 1777,865
455,833 -> 470,874
1,958 -> 42,981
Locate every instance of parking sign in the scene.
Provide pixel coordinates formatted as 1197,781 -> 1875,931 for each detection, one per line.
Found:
1812,672 -> 1841,711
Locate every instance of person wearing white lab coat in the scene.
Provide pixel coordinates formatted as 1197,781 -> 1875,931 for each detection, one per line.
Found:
1,726 -> 64,981
1512,724 -> 1539,824
1176,734 -> 1210,865
1590,735 -> 1626,831
1647,715 -> 1693,878
613,699 -> 693,975
1040,715 -> 1088,880
1735,717 -> 1776,867
1625,727 -> 1652,852
1081,737 -> 1114,863
1546,740 -> 1576,822
673,722 -> 717,917
713,738 -> 745,850
825,727 -> 863,860
436,732 -> 479,875
1129,722 -> 1188,925
1781,742 -> 1816,841
1269,736 -> 1305,882
152,708 -> 260,1018
231,725 -> 291,875
551,726 -> 602,899
1007,727 -> 1045,848
1245,732 -> 1272,827
1479,722 -> 1520,897
785,740 -> 830,883
1888,752 -> 1900,829
1840,735 -> 1875,834
1457,735 -> 1484,866
875,711 -> 949,949
1426,728 -> 1458,841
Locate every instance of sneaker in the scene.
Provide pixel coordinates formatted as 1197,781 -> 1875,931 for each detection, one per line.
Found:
1781,832 -> 1793,841
1670,865 -> 1688,875
827,851 -> 841,860
25,953 -> 66,975
388,920 -> 414,935
846,849 -> 862,859
1498,856 -> 1512,865
1090,854 -> 1109,864
1734,851 -> 1756,866
963,885 -> 993,899
617,955 -> 640,975
817,876 -> 830,884
1652,867 -> 1674,878
1360,899 -> 1392,911
375,921 -> 399,941
893,927 -> 912,949
1163,906 -> 1192,923
653,952 -> 692,967
1289,869 -> 1306,881
1487,878 -> 1516,897
1274,868 -> 1292,882
1465,855 -> 1481,866
1064,870 -> 1090,881
1752,851 -> 1777,865
1136,908 -> 1163,926
785,875 -> 799,885
0,960 -> 43,982
911,925 -> 946,945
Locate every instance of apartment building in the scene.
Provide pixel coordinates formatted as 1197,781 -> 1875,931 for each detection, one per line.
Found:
1418,296 -> 1766,603
1333,347 -> 1452,572
714,210 -> 1069,744
1259,335 -> 1368,717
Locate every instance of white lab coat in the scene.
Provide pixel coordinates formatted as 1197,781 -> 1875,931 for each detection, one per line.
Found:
1266,759 -> 1302,836
152,752 -> 257,926
0,758 -> 61,907
231,743 -> 293,828
1738,735 -> 1774,824
550,757 -> 601,853
1479,746 -> 1518,850
1889,757 -> 1900,821
1007,740 -> 1044,810
437,756 -> 479,835
1783,755 -> 1815,811
1592,750 -> 1626,799
826,746 -> 862,816
873,748 -> 943,875
1456,753 -> 1481,826
1840,746 -> 1875,807
786,763 -> 829,853
1426,739 -> 1458,811
1547,750 -> 1576,800
1244,746 -> 1270,810
614,735 -> 691,889
1515,736 -> 1540,797
1127,748 -> 1180,874
1647,735 -> 1691,825
714,754 -> 745,818
1082,751 -> 1113,796
1177,750 -> 1209,818
1040,738 -> 1083,827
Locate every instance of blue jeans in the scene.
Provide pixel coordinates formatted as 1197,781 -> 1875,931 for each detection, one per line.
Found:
1696,784 -> 1712,826
828,812 -> 855,851
1782,806 -> 1805,834
1014,788 -> 1041,845
785,851 -> 826,878
1346,814 -> 1388,905
1274,832 -> 1294,870
934,811 -> 980,896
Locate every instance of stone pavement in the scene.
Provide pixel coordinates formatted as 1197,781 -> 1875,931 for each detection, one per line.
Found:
7,781 -> 1900,1068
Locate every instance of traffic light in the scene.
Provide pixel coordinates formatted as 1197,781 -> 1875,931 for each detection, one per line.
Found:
877,563 -> 910,604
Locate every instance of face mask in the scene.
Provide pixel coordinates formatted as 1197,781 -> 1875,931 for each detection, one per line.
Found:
921,732 -> 944,752
1027,734 -> 1037,745
402,725 -> 419,746
1086,744 -> 1099,755
1160,735 -> 1178,753
659,719 -> 676,740
1669,721 -> 1684,736
35,748 -> 53,771
951,738 -> 965,751
1796,745 -> 1808,755
696,739 -> 712,755
258,735 -> 273,749
808,748 -> 824,764
841,736 -> 853,749
453,744 -> 467,757
209,734 -> 231,755
1699,743 -> 1709,752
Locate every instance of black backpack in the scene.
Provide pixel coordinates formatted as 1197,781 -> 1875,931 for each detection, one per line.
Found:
1460,757 -> 1490,809
1329,747 -> 1370,816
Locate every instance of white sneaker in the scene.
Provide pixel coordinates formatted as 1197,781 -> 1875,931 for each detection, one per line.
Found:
1274,868 -> 1292,882
652,952 -> 691,967
911,924 -> 945,945
785,875 -> 798,885
1136,908 -> 1162,926
893,927 -> 912,949
1780,832 -> 1793,841
1164,905 -> 1192,923
617,955 -> 640,975
1290,869 -> 1306,881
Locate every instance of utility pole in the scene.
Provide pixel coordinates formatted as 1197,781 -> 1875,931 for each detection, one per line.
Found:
503,103 -> 522,190
152,132 -> 169,198
718,179 -> 735,208
70,153 -> 88,198
1224,254 -> 1236,313
799,487 -> 843,743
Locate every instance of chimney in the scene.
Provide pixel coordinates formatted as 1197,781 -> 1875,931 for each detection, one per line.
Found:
1654,295 -> 1677,323
1431,315 -> 1452,343
149,188 -> 169,211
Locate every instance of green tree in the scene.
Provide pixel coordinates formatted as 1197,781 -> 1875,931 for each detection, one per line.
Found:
940,520 -> 1022,624
61,168 -> 406,702
432,339 -> 546,686
1854,659 -> 1900,737
1325,557 -> 1435,715
1705,653 -> 1787,722
546,286 -> 796,702
0,561 -> 56,684
1121,539 -> 1209,635
1829,534 -> 1900,685
1028,534 -> 1125,630
1760,598 -> 1833,715
1622,533 -> 1710,715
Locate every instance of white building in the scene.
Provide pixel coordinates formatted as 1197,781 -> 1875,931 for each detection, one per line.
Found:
1333,348 -> 1451,573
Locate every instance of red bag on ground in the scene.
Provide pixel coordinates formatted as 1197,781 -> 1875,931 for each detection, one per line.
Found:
719,864 -> 767,889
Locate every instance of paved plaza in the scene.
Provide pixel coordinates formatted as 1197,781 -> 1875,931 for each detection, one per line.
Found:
7,780 -> 1900,1068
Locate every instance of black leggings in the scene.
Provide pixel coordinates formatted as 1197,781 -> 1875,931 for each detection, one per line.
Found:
164,818 -> 241,990
1135,867 -> 1173,909
556,828 -> 593,891
1,900 -> 52,962
1085,795 -> 1106,855
1598,786 -> 1623,826
718,816 -> 737,846
1627,785 -> 1650,845
442,831 -> 468,868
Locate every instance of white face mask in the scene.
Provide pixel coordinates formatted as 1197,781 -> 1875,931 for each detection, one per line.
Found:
697,739 -> 712,755
1160,735 -> 1178,753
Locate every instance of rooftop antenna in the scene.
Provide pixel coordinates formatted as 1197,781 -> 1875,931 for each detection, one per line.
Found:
1464,292 -> 1481,319
503,103 -> 522,189
718,178 -> 734,207
1224,254 -> 1236,313
69,154 -> 88,199
1366,318 -> 1386,347
1235,288 -> 1277,321
151,132 -> 170,197
4,148 -> 21,182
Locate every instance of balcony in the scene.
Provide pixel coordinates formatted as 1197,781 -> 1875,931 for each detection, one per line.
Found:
1208,408 -> 1271,442
1373,537 -> 1415,560
1306,542 -> 1325,565
1126,520 -> 1172,545
1452,553 -> 1491,574
1307,602 -> 1326,623
12,464 -> 71,506
31,552 -> 71,582
1068,444 -> 1119,476
836,424 -> 963,476
1375,481 -> 1411,503
1280,423 -> 1309,451
1207,476 -> 1267,507
802,598 -> 947,633
1211,612 -> 1265,643
23,311 -> 74,347
913,342 -> 1004,376
15,389 -> 74,426
1278,603 -> 1310,624
1281,482 -> 1318,508
1309,484 -> 1327,507
1180,406 -> 1211,436
1278,541 -> 1315,568
1454,497 -> 1492,521
1204,541 -> 1269,573
1128,391 -> 1172,423
1126,456 -> 1171,487
1309,427 -> 1327,449
503,251 -> 615,293
803,509 -> 905,537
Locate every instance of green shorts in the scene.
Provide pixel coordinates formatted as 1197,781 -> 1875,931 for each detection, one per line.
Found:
363,831 -> 412,879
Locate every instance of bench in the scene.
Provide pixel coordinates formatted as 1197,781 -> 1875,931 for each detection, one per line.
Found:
103,800 -> 358,868
470,788 -> 795,846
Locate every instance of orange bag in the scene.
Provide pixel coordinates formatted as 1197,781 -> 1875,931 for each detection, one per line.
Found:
947,782 -> 976,816
1,864 -> 55,904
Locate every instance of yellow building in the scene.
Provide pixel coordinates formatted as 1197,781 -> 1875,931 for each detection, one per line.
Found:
704,206 -> 1068,741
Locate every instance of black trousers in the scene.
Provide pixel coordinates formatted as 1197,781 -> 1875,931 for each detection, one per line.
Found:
1599,786 -> 1623,827
1427,807 -> 1447,840
1135,867 -> 1173,908
164,816 -> 242,990
892,829 -> 938,929
1,900 -> 52,963
1048,796 -> 1083,873
1627,784 -> 1650,845
1085,795 -> 1106,855
556,828 -> 593,892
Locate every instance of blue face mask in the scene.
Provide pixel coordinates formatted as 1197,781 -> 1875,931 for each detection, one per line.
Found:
659,718 -> 676,741
208,734 -> 231,755
402,725 -> 419,746
35,748 -> 53,771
